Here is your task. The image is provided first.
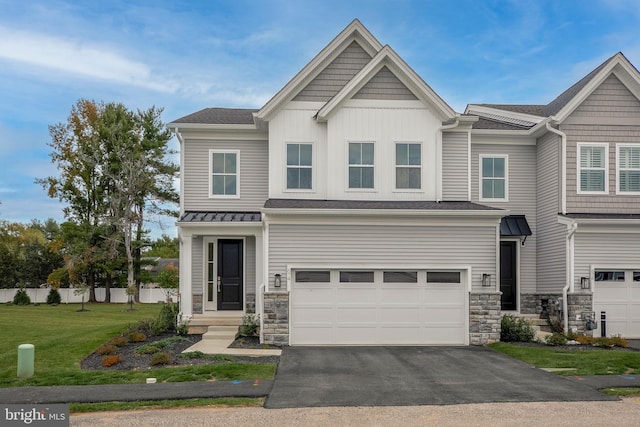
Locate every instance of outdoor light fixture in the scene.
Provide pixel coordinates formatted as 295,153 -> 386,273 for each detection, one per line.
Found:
580,277 -> 590,290
482,273 -> 491,287
274,274 -> 282,288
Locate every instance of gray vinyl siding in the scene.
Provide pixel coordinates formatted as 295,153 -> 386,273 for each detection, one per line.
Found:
293,41 -> 372,102
191,236 -> 203,300
471,143 -> 537,293
563,74 -> 640,214
182,139 -> 268,211
268,223 -> 496,292
352,66 -> 418,100
442,132 -> 469,201
246,236 -> 256,304
574,233 -> 640,288
569,74 -> 640,119
536,133 -> 566,292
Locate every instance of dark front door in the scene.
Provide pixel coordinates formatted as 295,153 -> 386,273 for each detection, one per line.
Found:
500,241 -> 517,311
217,239 -> 243,311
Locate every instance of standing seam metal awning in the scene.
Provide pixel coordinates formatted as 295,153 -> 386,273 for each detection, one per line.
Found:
500,215 -> 532,236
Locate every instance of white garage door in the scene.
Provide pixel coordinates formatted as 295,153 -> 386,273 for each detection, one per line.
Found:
290,269 -> 467,345
593,269 -> 640,338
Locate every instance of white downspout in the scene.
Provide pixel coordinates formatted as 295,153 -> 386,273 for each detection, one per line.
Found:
437,119 -> 460,202
545,122 -> 567,215
563,222 -> 578,333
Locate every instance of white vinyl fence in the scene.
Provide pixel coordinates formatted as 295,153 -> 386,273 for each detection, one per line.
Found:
0,287 -> 170,304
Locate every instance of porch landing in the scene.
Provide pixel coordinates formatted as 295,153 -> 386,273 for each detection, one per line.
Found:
185,316 -> 281,357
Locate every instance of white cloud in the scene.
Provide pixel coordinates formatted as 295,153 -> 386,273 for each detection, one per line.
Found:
0,26 -> 178,93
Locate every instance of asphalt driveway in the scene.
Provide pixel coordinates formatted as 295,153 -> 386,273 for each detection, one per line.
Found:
265,346 -> 617,408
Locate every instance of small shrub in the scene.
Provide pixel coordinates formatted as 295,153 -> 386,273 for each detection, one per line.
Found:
152,303 -> 180,335
102,355 -> 123,367
135,343 -> 160,355
609,335 -> 628,348
239,313 -> 260,337
544,332 -> 568,346
575,335 -> 594,345
150,352 -> 171,365
108,336 -> 129,347
500,314 -> 535,342
128,331 -> 147,342
592,336 -> 628,348
96,344 -> 116,355
13,288 -> 31,306
46,288 -> 61,305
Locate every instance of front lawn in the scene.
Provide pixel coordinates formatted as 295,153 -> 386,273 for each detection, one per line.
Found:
489,342 -> 640,376
0,303 -> 275,387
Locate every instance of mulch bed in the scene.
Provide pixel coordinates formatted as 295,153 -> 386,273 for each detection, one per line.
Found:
81,334 -> 280,371
509,342 -> 640,352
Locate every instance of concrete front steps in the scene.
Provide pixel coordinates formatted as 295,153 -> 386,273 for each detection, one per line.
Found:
183,316 -> 282,357
509,313 -> 553,341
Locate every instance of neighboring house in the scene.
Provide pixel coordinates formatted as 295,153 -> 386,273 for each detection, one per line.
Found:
141,257 -> 179,288
169,20 -> 640,346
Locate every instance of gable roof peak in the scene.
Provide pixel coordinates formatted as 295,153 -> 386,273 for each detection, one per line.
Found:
256,19 -> 383,120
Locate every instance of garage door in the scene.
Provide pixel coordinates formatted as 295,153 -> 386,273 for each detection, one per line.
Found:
290,269 -> 467,345
593,269 -> 640,338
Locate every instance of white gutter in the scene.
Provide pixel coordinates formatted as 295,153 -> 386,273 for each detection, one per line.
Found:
171,127 -> 185,217
545,122 -> 567,215
437,119 -> 460,202
563,221 -> 578,333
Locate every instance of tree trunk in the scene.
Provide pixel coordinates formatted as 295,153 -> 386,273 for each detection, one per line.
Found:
88,268 -> 96,302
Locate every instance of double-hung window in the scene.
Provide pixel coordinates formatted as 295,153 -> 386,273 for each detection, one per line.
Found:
348,142 -> 374,189
395,143 -> 421,189
210,150 -> 239,197
617,144 -> 640,194
480,155 -> 507,201
578,143 -> 608,194
287,143 -> 312,190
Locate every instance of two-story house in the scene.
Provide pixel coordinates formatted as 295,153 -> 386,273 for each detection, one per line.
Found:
169,20 -> 640,346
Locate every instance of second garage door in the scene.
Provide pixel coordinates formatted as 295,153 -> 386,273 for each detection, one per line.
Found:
290,269 -> 468,345
593,269 -> 640,338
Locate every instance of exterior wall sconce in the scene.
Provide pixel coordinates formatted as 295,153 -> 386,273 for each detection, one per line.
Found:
482,274 -> 491,287
274,274 -> 282,288
580,277 -> 590,290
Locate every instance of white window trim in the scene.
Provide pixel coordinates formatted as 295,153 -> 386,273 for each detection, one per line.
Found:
393,141 -> 423,192
209,149 -> 240,199
577,142 -> 609,195
479,154 -> 508,202
346,141 -> 377,192
616,144 -> 640,195
284,142 -> 315,193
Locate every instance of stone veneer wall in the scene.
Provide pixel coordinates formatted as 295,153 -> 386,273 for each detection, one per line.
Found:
246,293 -> 256,313
520,293 -> 562,315
567,292 -> 594,336
263,291 -> 289,345
469,292 -> 501,345
192,294 -> 203,314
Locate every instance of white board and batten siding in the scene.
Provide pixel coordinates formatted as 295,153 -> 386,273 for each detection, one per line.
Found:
575,233 -> 640,337
470,141 -> 538,294
182,138 -> 268,211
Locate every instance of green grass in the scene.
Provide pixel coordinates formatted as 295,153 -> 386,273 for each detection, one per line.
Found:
70,397 -> 263,413
489,342 -> 640,376
601,388 -> 640,397
0,303 -> 276,388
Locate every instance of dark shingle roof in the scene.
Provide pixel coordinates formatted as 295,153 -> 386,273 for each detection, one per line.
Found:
264,199 -> 501,211
475,104 -> 546,117
171,108 -> 258,125
179,211 -> 262,222
472,117 -> 533,130
564,213 -> 640,220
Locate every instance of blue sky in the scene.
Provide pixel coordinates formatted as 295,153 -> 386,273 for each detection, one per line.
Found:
1,0 -> 639,237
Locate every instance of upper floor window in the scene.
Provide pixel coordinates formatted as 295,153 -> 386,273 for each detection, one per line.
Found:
287,143 -> 312,190
578,143 -> 608,194
617,144 -> 640,194
210,150 -> 239,198
480,155 -> 507,201
348,142 -> 374,189
395,143 -> 421,189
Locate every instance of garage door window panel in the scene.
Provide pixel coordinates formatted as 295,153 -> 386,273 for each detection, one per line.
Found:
295,270 -> 330,283
427,271 -> 461,284
383,271 -> 418,283
340,271 -> 375,283
595,271 -> 625,281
